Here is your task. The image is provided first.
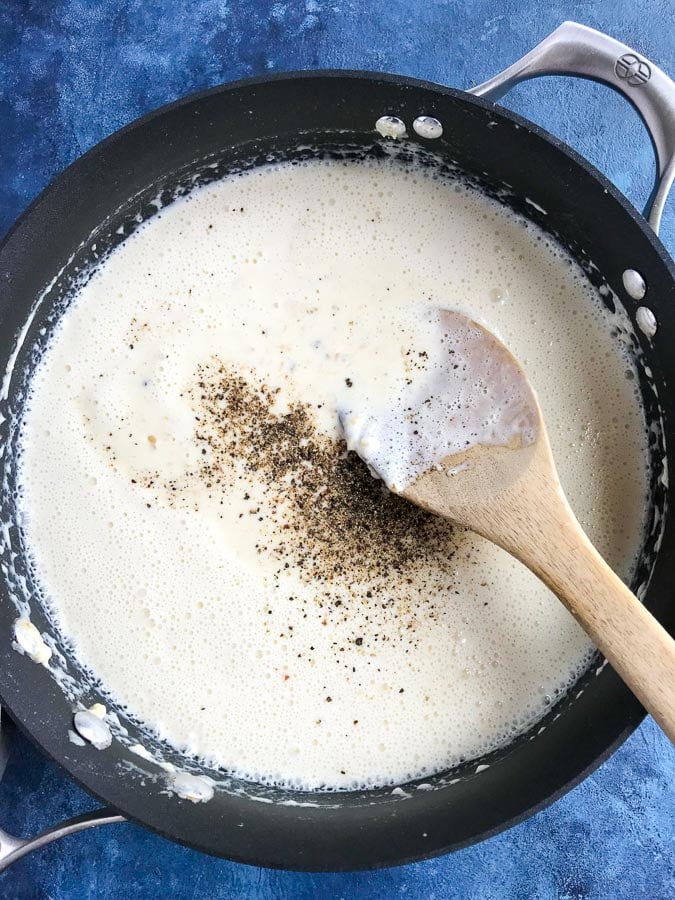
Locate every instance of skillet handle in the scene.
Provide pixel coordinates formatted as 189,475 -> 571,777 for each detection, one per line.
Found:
468,21 -> 675,235
0,808 -> 126,872
0,712 -> 124,872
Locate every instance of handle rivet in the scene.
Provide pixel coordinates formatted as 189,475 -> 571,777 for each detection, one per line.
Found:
375,116 -> 407,140
413,116 -> 443,139
636,306 -> 657,338
622,268 -> 646,300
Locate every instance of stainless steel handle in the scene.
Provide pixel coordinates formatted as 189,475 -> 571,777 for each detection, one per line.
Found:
468,21 -> 675,235
0,809 -> 125,872
0,713 -> 124,872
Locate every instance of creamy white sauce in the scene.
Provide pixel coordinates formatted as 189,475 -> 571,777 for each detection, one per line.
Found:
340,310 -> 538,490
524,198 -> 547,216
16,157 -> 649,790
129,742 -> 155,762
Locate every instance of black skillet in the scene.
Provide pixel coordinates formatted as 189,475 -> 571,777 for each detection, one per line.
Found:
0,22 -> 673,871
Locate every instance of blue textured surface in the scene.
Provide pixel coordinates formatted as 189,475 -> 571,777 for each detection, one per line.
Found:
0,1 -> 673,897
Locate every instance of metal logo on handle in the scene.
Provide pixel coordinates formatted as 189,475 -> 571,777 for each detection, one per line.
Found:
614,53 -> 651,86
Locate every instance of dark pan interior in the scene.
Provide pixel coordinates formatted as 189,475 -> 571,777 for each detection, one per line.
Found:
0,73 -> 673,871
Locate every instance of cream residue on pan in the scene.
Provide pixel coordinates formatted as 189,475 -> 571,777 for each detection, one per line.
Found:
12,616 -> 52,665
15,156 -> 650,790
73,703 -> 112,750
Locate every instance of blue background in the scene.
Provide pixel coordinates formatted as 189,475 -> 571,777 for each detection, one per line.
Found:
0,1 -> 673,897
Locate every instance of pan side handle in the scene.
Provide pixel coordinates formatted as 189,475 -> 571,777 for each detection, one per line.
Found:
0,712 -> 125,872
468,21 -> 675,235
0,809 -> 126,872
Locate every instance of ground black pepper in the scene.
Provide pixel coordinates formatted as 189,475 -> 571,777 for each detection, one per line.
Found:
127,359 -> 460,654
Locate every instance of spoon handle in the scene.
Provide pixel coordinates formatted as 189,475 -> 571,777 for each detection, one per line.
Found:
504,487 -> 675,743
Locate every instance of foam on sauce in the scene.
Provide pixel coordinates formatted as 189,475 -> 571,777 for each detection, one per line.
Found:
16,157 -> 649,790
340,310 -> 539,490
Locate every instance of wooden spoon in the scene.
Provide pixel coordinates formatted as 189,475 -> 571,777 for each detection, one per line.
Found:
354,310 -> 675,741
